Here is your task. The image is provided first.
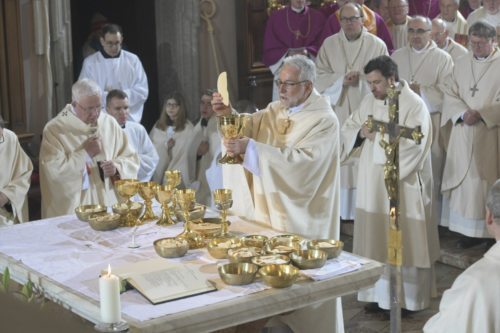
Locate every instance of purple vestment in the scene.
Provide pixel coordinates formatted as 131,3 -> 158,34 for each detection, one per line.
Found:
408,0 -> 440,19
262,6 -> 326,67
320,6 -> 395,54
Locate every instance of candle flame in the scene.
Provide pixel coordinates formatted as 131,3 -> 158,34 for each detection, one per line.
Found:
107,264 -> 112,277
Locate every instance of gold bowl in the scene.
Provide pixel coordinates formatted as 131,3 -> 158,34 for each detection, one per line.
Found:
259,264 -> 300,288
112,202 -> 144,219
240,235 -> 268,249
227,246 -> 262,263
290,249 -> 327,269
218,262 -> 259,286
88,213 -> 121,231
252,254 -> 290,267
75,204 -> 107,222
207,237 -> 241,259
175,204 -> 207,222
154,237 -> 189,258
191,221 -> 222,239
306,239 -> 344,259
270,234 -> 303,244
265,238 -> 301,255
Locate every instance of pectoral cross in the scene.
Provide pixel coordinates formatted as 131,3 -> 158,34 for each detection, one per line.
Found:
470,84 -> 479,97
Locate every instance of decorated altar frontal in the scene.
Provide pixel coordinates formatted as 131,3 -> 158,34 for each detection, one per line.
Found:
0,212 -> 383,332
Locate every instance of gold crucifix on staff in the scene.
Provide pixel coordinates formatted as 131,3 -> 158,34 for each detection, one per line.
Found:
365,83 -> 424,333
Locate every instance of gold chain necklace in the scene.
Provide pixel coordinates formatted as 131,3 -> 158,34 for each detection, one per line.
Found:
470,50 -> 496,97
340,33 -> 365,71
408,46 -> 431,83
286,7 -> 311,40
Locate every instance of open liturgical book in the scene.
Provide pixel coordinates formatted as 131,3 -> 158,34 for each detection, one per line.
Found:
105,258 -> 216,305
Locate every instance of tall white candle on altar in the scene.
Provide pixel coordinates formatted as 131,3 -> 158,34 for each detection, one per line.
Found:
99,264 -> 121,324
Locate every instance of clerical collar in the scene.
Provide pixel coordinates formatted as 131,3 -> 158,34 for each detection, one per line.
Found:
288,102 -> 305,115
121,124 -> 126,129
100,49 -> 121,59
412,41 -> 430,54
200,118 -> 208,127
290,6 -> 306,14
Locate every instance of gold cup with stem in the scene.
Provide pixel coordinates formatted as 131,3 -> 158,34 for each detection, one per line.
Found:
138,181 -> 158,223
155,184 -> 176,226
213,188 -> 234,238
217,114 -> 250,164
114,179 -> 140,227
164,170 -> 182,215
175,189 -> 205,249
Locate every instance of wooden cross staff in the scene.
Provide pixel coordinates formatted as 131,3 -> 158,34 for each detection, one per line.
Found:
365,83 -> 423,333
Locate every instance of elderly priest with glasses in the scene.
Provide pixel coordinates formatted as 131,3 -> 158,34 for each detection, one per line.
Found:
39,79 -> 139,218
212,54 -> 343,333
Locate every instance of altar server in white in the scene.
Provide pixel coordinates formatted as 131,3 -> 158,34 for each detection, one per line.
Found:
106,89 -> 158,182
79,24 -> 148,123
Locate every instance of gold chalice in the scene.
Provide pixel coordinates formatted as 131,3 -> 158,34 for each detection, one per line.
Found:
114,179 -> 140,227
164,170 -> 182,214
175,189 -> 204,249
213,188 -> 233,238
138,181 -> 158,223
155,185 -> 176,226
217,114 -> 249,164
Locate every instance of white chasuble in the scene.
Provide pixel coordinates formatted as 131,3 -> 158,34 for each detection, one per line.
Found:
0,129 -> 33,225
40,105 -> 139,218
440,50 -> 500,237
341,81 -> 440,310
150,122 -> 194,187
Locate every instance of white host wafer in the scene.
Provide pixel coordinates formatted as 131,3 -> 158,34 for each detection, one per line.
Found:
217,71 -> 230,106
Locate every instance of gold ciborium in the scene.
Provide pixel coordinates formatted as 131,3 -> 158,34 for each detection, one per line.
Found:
164,170 -> 182,214
138,181 -> 158,222
155,185 -> 176,226
217,114 -> 249,164
115,179 -> 140,227
175,189 -> 204,249
213,188 -> 233,238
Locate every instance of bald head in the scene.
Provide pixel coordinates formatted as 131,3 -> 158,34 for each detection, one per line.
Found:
431,18 -> 449,48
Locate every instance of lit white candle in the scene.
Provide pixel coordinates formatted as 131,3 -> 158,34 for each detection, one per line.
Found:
99,264 -> 121,324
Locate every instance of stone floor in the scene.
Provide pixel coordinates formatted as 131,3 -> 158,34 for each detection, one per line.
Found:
340,222 -> 492,333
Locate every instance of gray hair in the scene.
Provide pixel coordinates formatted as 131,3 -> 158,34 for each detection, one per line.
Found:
469,20 -> 497,39
487,179 -> 500,223
72,78 -> 102,103
282,54 -> 317,83
409,15 -> 432,29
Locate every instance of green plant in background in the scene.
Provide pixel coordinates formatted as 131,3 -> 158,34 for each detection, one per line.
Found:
0,266 -> 10,292
0,267 -> 44,304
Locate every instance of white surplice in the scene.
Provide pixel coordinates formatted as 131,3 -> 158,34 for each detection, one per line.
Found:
341,80 -> 440,310
123,121 -> 159,182
424,241 -> 500,333
79,50 -> 148,123
315,29 -> 388,219
0,129 -> 33,225
438,12 -> 468,39
150,122 -> 194,187
39,105 -> 140,218
444,38 -> 468,63
467,7 -> 500,28
387,17 -> 410,51
440,49 -> 500,237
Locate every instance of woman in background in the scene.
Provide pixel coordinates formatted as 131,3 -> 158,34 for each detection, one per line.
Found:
150,91 -> 194,187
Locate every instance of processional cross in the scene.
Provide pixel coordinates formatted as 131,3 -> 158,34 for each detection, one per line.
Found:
365,83 -> 423,333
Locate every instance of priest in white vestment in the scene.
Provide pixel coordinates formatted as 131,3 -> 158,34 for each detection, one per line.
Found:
39,79 -> 140,218
188,90 -> 221,206
342,55 -> 440,311
432,18 -> 469,62
424,179 -> 500,333
150,92 -> 194,186
0,120 -> 33,226
387,0 -> 411,50
441,21 -> 500,247
467,0 -> 500,27
437,0 -> 469,39
79,24 -> 148,123
315,2 -> 388,220
106,89 -> 158,182
392,16 -> 454,227
213,55 -> 343,333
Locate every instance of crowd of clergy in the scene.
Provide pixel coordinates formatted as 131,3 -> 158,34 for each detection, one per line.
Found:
1,0 -> 500,332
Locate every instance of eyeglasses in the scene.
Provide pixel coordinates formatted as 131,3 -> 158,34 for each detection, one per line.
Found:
469,40 -> 492,47
274,80 -> 308,88
165,102 -> 179,108
339,16 -> 362,23
408,28 -> 431,35
76,102 -> 101,114
104,41 -> 122,47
